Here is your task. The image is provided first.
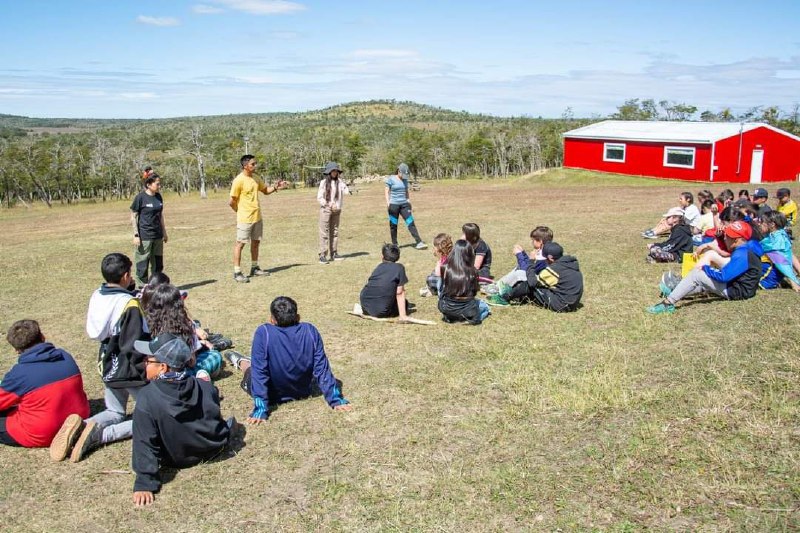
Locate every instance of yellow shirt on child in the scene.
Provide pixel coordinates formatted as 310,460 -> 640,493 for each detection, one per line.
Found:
778,199 -> 797,226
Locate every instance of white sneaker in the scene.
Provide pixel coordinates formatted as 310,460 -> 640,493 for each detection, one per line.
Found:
419,287 -> 431,297
415,241 -> 428,250
353,303 -> 363,314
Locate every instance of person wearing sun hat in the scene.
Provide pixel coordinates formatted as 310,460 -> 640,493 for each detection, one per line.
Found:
647,221 -> 762,314
129,333 -> 232,507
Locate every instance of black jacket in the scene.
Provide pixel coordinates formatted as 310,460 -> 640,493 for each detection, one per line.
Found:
527,255 -> 584,311
653,222 -> 693,261
100,295 -> 149,389
132,378 -> 230,492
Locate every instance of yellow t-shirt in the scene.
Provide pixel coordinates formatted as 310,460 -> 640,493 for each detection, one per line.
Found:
230,172 -> 267,224
778,199 -> 797,226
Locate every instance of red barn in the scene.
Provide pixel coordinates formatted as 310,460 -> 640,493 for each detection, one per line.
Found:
563,120 -> 800,183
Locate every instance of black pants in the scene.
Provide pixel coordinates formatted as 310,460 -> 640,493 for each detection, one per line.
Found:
507,282 -> 574,312
0,416 -> 21,447
388,203 -> 422,245
240,367 -> 323,398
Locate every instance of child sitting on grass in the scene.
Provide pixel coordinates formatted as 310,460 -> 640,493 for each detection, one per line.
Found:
0,320 -> 89,450
423,233 -> 454,297
646,207 -> 693,263
757,211 -> 800,292
484,226 -> 552,296
462,222 -> 492,280
131,334 -> 231,507
359,244 -> 410,320
487,242 -> 583,312
648,221 -> 761,314
438,239 -> 491,324
225,296 -> 352,423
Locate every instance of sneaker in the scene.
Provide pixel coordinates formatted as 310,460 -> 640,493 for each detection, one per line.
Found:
496,280 -> 511,298
352,303 -> 364,315
233,272 -> 250,283
642,230 -> 659,239
224,350 -> 249,370
250,266 -> 270,277
481,283 -> 499,295
70,421 -> 102,463
659,281 -> 673,298
332,253 -> 344,261
50,414 -> 84,462
419,287 -> 432,297
486,294 -> 510,307
646,302 -> 676,315
415,241 -> 428,250
319,254 -> 329,264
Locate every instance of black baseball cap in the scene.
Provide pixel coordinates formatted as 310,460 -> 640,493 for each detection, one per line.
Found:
134,333 -> 192,370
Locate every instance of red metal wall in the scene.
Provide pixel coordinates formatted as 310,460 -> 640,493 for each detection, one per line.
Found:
713,126 -> 800,183
563,138 -> 712,181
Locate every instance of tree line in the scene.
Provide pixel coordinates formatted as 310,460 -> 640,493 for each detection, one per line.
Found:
0,99 -> 797,208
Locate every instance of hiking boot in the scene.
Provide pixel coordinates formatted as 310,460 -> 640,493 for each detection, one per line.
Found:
646,302 -> 676,315
233,272 -> 250,283
50,414 -> 84,462
224,350 -> 250,370
319,254 -> 329,264
415,241 -> 428,250
70,421 -> 102,463
332,253 -> 344,261
486,294 -> 510,307
250,266 -> 270,277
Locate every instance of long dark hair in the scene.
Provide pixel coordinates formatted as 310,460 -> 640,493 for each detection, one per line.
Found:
442,239 -> 478,298
143,284 -> 194,347
324,174 -> 339,203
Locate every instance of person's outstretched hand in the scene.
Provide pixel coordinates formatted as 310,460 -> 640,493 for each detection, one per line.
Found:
334,403 -> 353,412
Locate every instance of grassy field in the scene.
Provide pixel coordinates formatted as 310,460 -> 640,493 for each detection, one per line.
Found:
0,169 -> 798,531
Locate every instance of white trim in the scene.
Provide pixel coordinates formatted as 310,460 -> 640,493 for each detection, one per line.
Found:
663,146 -> 696,169
603,142 -> 626,163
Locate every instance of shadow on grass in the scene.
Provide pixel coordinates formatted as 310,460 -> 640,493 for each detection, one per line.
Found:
337,251 -> 369,259
267,263 -> 304,274
178,279 -> 217,291
160,423 -> 248,489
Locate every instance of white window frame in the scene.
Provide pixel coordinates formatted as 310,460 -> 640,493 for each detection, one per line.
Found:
603,142 -> 626,163
663,146 -> 696,169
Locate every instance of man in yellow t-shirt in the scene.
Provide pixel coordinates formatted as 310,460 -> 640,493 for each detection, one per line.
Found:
229,155 -> 288,283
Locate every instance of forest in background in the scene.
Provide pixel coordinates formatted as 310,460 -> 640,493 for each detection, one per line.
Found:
0,99 -> 797,208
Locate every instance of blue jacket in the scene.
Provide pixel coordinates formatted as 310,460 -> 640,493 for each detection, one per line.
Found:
249,323 -> 347,420
702,240 -> 761,300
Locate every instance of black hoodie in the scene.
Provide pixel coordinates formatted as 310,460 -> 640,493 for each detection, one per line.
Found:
526,255 -> 584,311
132,377 -> 230,492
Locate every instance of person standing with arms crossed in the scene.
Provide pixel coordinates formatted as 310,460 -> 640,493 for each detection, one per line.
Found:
130,173 -> 167,287
385,163 -> 427,250
229,155 -> 288,283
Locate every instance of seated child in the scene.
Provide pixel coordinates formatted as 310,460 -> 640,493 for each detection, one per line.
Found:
642,192 -> 699,238
0,320 -> 89,449
359,244 -> 409,319
438,239 -> 491,324
646,207 -> 693,263
738,189 -> 750,202
647,221 -> 761,314
776,188 -> 796,236
131,334 -> 231,507
141,282 -> 223,379
424,233 -> 453,297
53,253 -> 149,464
693,199 -> 717,245
462,222 -> 492,280
487,242 -> 584,312
758,211 -> 800,292
226,296 -> 352,423
485,226 -> 552,295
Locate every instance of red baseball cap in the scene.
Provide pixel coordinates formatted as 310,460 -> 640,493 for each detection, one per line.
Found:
724,221 -> 752,240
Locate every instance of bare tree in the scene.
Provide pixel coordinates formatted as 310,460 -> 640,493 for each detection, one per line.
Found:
187,127 -> 208,199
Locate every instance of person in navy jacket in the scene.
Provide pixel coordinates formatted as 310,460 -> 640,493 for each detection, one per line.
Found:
0,320 -> 89,448
226,296 -> 352,423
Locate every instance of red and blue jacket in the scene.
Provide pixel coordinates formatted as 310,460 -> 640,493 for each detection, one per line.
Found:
0,343 -> 90,447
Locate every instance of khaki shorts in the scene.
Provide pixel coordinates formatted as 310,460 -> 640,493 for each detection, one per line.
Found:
236,220 -> 263,242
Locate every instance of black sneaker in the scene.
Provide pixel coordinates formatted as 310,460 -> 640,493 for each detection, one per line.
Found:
250,266 -> 270,277
224,350 -> 250,370
319,254 -> 329,264
233,272 -> 250,283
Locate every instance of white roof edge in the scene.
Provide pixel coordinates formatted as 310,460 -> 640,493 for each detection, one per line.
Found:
562,120 -> 800,144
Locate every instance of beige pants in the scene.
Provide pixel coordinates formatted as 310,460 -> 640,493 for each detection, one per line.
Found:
319,207 -> 341,257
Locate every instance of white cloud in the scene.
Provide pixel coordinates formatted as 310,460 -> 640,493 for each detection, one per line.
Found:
351,49 -> 417,59
192,4 -> 225,14
211,0 -> 306,15
136,16 -> 181,27
118,92 -> 158,99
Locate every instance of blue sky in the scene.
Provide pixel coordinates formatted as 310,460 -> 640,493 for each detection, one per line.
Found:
1,0 -> 798,119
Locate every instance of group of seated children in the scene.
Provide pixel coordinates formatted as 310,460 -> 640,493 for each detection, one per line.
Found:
358,223 -> 584,324
1,252 -> 351,507
646,187 -> 799,314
